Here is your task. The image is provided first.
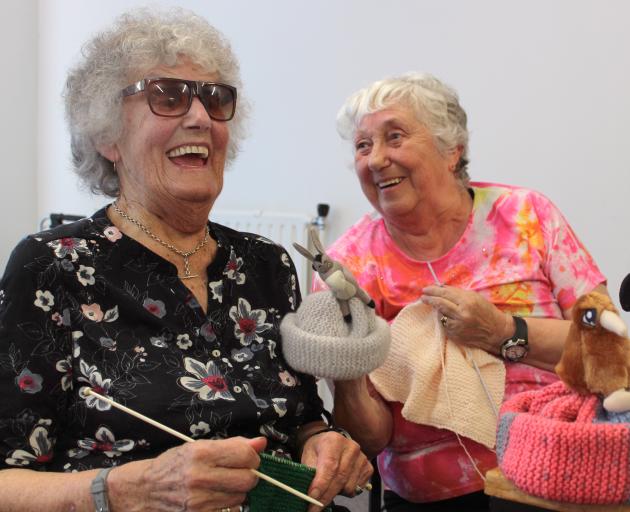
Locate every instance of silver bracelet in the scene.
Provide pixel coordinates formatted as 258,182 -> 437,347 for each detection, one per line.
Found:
90,467 -> 114,512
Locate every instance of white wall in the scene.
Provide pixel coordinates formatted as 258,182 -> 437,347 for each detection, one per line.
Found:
0,3 -> 38,271
30,0 -> 630,323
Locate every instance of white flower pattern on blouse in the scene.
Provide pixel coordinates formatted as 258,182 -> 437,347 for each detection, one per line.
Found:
0,208 -> 323,472
55,356 -> 73,391
34,290 -> 54,312
5,420 -> 54,467
229,298 -> 273,346
68,426 -> 135,459
179,357 -> 235,401
76,265 -> 96,286
224,249 -> 246,284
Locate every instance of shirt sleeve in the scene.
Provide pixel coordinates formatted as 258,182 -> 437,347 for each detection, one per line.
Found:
532,192 -> 606,311
0,237 -> 70,470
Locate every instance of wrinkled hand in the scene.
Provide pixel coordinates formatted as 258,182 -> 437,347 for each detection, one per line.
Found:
421,285 -> 511,353
301,431 -> 373,511
124,436 -> 266,512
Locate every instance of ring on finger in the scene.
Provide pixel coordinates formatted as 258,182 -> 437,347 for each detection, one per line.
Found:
440,315 -> 448,328
355,482 -> 373,495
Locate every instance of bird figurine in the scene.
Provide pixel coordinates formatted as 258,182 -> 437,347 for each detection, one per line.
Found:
555,291 -> 630,412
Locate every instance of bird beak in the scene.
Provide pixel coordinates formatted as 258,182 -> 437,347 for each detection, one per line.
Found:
600,309 -> 629,338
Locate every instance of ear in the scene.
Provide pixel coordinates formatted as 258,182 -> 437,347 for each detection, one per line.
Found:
447,145 -> 464,173
95,142 -> 120,165
292,243 -> 315,261
309,226 -> 325,254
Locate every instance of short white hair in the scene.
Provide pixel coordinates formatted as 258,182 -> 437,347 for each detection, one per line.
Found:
64,7 -> 248,197
336,72 -> 470,183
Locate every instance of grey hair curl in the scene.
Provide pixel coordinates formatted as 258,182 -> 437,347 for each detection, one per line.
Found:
64,7 -> 248,197
336,72 -> 470,184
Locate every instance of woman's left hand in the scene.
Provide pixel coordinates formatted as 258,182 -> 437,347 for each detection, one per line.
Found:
300,430 -> 373,511
421,285 -> 512,353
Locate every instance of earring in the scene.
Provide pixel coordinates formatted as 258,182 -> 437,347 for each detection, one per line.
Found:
113,160 -> 118,173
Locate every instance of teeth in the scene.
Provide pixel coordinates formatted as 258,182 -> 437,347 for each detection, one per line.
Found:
167,145 -> 209,159
378,178 -> 403,189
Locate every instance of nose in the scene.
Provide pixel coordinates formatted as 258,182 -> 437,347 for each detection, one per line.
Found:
367,141 -> 390,172
182,96 -> 213,129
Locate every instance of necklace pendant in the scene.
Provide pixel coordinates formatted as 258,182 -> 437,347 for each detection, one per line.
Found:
112,202 -> 210,282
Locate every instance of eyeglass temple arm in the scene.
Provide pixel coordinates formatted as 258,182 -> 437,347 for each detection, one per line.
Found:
121,80 -> 145,97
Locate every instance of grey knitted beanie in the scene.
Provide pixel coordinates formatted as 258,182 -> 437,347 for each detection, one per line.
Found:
280,291 -> 390,380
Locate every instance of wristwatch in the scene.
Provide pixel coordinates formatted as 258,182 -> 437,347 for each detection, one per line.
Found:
330,426 -> 352,440
500,316 -> 529,362
307,425 -> 352,441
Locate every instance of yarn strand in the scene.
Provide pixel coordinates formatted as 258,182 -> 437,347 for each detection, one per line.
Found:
427,261 -> 497,481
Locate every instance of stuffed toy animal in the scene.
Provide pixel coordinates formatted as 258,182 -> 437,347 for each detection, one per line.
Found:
555,291 -> 630,411
293,226 -> 375,322
621,273 -> 630,311
283,228 -> 389,379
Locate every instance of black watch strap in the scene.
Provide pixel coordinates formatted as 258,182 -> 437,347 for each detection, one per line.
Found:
91,467 -> 113,512
500,315 -> 529,362
305,425 -> 352,441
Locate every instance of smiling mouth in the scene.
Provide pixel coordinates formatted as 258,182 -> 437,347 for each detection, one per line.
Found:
166,145 -> 209,167
378,178 -> 404,189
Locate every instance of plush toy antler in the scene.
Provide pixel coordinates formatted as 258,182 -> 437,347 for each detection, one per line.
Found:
555,291 -> 630,412
293,226 -> 375,322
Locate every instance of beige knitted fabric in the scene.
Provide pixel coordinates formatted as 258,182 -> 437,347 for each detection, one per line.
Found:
370,301 -> 505,449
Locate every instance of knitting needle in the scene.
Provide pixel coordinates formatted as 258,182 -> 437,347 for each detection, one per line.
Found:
85,389 -> 324,508
426,261 -> 442,286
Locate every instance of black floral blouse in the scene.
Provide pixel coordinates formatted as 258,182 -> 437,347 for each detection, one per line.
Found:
0,207 -> 324,472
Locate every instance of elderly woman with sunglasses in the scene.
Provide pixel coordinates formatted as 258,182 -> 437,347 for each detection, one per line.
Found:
315,73 -> 609,511
0,8 -> 371,512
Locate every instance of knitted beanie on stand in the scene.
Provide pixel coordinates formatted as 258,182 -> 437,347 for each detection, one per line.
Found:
497,380 -> 630,505
280,291 -> 390,380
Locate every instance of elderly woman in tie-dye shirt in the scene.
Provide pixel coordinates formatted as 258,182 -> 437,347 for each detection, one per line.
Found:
314,73 -> 608,512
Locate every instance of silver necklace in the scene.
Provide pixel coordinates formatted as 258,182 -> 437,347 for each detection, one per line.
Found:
112,201 -> 209,280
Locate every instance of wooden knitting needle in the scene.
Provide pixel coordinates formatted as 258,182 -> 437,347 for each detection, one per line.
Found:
85,389 -> 324,508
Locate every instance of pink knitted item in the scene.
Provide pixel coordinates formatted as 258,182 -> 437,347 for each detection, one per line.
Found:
497,380 -> 630,505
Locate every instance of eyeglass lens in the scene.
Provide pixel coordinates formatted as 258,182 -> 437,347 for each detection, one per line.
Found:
147,79 -> 235,121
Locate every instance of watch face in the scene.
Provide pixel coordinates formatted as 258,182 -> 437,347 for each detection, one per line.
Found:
505,345 -> 527,360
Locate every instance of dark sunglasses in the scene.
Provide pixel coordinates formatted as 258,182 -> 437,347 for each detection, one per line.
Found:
121,77 -> 237,121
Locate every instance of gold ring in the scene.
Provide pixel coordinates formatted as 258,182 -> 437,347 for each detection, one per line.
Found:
440,315 -> 448,327
219,508 -> 231,512
354,482 -> 373,495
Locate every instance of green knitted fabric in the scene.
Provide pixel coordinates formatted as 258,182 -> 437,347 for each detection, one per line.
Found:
248,453 -> 332,512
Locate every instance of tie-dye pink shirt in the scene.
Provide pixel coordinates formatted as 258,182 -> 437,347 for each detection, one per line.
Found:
314,182 -> 605,503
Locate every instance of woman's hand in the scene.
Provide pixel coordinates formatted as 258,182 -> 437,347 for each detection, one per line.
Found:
421,285 -> 512,353
300,430 -> 373,511
110,436 -> 267,512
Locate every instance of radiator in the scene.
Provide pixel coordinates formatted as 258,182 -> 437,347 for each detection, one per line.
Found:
210,209 -> 320,295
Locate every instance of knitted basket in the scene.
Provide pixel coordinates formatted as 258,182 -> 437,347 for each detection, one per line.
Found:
248,453 -> 332,512
497,380 -> 630,505
281,291 -> 390,380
